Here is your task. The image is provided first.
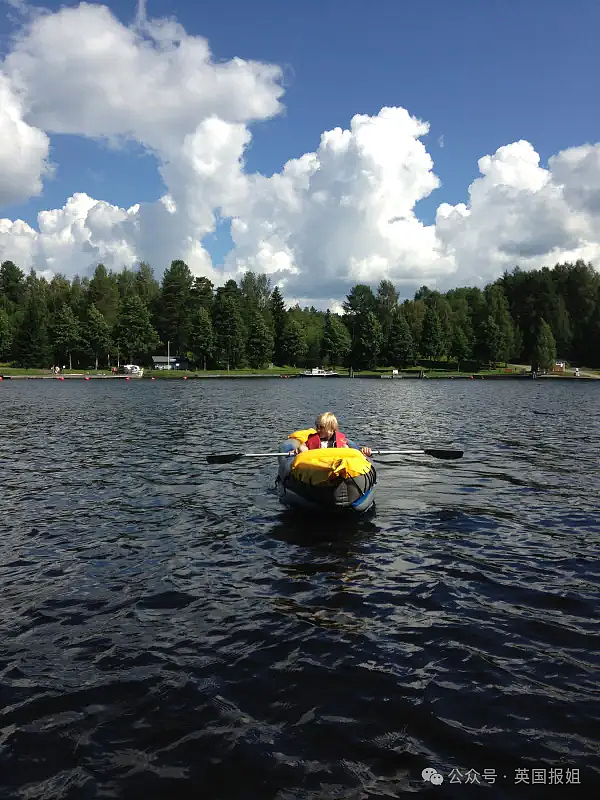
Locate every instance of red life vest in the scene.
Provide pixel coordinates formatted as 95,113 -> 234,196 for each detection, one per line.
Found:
306,431 -> 347,449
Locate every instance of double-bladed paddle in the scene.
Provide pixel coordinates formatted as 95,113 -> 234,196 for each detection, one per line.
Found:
206,448 -> 463,465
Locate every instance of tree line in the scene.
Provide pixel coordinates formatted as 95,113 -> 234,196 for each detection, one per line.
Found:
0,258 -> 599,371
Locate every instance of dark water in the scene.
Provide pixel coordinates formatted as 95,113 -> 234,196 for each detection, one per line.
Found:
1,378 -> 599,799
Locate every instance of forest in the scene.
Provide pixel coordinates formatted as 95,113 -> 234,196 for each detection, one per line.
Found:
0,258 -> 599,372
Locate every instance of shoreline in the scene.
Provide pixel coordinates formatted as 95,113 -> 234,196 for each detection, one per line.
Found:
1,372 -> 598,382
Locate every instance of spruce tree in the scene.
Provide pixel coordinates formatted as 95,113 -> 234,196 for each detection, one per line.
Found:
531,319 -> 557,372
281,319 -> 308,366
14,284 -> 51,368
269,286 -> 286,365
212,294 -> 246,369
350,311 -> 382,370
387,308 -> 415,367
52,303 -> 80,369
86,303 -> 111,369
113,296 -> 160,363
0,261 -> 25,309
135,263 -> 160,307
247,309 -> 274,368
87,264 -> 120,326
158,260 -> 193,355
189,277 -> 214,314
188,307 -> 214,369
321,311 -> 351,366
0,309 -> 12,360
420,304 -> 445,359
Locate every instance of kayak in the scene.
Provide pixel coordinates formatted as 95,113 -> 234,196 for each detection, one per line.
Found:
276,438 -> 376,513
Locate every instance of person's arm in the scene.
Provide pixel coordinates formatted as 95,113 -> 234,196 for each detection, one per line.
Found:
346,439 -> 372,456
284,440 -> 308,455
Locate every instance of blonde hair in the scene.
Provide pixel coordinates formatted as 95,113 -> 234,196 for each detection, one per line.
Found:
315,412 -> 338,434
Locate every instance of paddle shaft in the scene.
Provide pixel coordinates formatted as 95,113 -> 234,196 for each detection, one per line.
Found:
206,447 -> 463,464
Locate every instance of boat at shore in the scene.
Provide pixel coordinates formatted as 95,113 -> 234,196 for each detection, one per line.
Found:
276,438 -> 376,514
116,365 -> 144,377
301,367 -> 339,377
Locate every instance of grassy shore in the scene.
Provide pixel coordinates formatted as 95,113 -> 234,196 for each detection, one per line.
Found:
2,363 -> 599,379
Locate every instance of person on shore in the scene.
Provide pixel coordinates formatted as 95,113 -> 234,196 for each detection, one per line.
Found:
292,412 -> 372,456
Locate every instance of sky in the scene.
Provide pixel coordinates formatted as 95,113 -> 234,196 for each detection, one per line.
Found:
1,0 -> 600,308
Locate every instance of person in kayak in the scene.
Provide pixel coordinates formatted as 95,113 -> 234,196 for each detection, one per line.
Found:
293,412 -> 372,456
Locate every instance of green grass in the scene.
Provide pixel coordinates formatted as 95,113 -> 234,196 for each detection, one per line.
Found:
0,366 -> 53,376
2,363 -> 598,379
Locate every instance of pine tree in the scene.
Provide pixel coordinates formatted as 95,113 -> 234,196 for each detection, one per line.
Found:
0,261 -> 25,309
281,319 -> 308,366
343,284 -> 377,316
450,326 -> 472,369
87,264 -> 120,326
531,319 -> 557,372
479,315 -> 504,366
247,309 -> 274,368
157,260 -> 193,355
350,311 -> 383,370
404,299 -> 426,349
376,280 -> 399,363
189,277 -> 214,314
51,304 -> 80,369
188,307 -> 214,369
86,303 -> 112,369
321,310 -> 351,366
485,284 -> 515,363
14,284 -> 51,368
269,286 -> 286,365
47,275 -> 73,316
113,296 -> 160,362
240,272 -> 272,314
135,263 -> 160,307
420,304 -> 445,359
448,296 -> 474,367
387,308 -> 414,367
117,269 -> 138,300
212,294 -> 246,369
0,309 -> 12,360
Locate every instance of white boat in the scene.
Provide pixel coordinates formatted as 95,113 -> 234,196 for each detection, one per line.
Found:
301,367 -> 339,377
122,364 -> 144,377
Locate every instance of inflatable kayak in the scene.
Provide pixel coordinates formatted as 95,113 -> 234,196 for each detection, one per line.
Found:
276,430 -> 376,513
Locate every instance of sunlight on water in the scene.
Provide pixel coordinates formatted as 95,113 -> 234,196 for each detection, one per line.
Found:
0,379 -> 599,798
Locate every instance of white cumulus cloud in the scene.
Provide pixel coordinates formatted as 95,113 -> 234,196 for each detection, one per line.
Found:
0,72 -> 51,206
1,2 -> 600,304
0,2 -> 281,279
436,140 -> 600,287
225,107 -> 451,300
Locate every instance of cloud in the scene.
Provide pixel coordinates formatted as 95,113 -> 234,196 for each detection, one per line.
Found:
0,3 -> 600,305
435,140 -> 600,286
0,72 -> 51,205
5,4 -> 283,140
0,2 -> 281,277
224,107 -> 451,300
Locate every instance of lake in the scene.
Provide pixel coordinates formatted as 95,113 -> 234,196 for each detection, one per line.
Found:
1,378 -> 599,798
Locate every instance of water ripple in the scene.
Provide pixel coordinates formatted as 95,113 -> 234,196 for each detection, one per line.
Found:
0,379 -> 598,798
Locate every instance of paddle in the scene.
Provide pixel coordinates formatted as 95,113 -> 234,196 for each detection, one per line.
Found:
206,448 -> 463,464
372,448 -> 463,460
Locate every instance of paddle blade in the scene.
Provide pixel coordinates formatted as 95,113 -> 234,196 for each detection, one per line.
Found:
206,452 -> 244,464
423,448 -> 463,460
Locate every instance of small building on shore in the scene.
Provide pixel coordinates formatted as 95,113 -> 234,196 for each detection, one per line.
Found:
151,355 -> 191,371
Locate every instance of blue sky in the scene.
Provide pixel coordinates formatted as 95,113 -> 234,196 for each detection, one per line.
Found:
5,0 -> 597,217
1,0 -> 600,297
